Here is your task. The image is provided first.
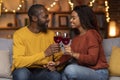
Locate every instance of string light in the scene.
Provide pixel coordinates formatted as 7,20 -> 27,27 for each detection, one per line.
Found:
1,0 -> 59,13
1,0 -> 74,13
105,0 -> 110,22
68,0 -> 74,10
47,0 -> 74,11
2,0 -> 24,13
89,0 -> 110,22
89,0 -> 95,7
47,0 -> 58,11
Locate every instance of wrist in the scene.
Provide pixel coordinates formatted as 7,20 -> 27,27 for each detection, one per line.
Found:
55,61 -> 60,67
44,51 -> 48,57
72,53 -> 79,59
71,52 -> 73,56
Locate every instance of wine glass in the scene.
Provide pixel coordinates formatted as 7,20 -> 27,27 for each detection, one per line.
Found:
62,32 -> 70,45
54,32 -> 62,44
53,32 -> 62,61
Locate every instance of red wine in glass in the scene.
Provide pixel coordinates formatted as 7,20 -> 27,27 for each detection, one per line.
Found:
62,33 -> 70,45
54,36 -> 62,43
62,37 -> 70,45
54,32 -> 62,44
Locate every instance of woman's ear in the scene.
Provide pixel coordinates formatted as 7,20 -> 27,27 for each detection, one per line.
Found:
32,16 -> 38,22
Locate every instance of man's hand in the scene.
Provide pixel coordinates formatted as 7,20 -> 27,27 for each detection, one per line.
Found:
47,61 -> 56,71
43,61 -> 60,71
44,43 -> 60,57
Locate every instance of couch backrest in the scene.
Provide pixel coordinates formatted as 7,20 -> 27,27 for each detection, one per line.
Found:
1,37 -> 120,64
0,38 -> 13,64
102,37 -> 120,62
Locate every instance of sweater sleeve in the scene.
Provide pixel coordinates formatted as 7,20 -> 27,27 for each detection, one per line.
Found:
78,31 -> 101,66
57,55 -> 71,66
13,33 -> 46,68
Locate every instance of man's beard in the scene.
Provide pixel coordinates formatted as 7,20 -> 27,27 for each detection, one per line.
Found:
37,22 -> 48,33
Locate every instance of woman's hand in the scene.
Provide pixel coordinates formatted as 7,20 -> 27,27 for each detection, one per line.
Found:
64,45 -> 79,59
64,45 -> 73,56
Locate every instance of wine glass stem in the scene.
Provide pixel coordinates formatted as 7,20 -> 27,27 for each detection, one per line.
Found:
50,47 -> 55,62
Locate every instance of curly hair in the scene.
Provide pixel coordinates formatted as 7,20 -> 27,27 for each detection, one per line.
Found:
70,5 -> 100,37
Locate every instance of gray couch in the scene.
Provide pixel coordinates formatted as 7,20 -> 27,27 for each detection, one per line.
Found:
0,37 -> 120,80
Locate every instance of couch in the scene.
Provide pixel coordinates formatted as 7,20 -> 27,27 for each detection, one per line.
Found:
0,37 -> 120,80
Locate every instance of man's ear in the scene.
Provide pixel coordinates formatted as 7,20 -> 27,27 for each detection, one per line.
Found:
32,16 -> 38,22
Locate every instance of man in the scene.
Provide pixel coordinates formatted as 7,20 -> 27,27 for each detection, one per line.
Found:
12,4 -> 62,80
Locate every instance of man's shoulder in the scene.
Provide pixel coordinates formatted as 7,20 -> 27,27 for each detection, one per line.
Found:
47,30 -> 54,34
14,27 -> 27,34
16,26 -> 27,32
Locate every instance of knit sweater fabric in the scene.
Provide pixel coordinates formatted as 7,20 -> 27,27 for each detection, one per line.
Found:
12,26 -> 63,71
59,29 -> 108,70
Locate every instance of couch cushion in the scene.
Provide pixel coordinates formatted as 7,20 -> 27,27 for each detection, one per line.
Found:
102,38 -> 120,62
0,38 -> 13,79
0,38 -> 13,65
109,76 -> 120,80
109,46 -> 120,76
0,78 -> 12,80
0,38 -> 13,50
0,50 -> 11,78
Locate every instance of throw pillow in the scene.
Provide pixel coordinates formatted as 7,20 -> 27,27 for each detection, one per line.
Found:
109,46 -> 120,76
0,50 -> 11,78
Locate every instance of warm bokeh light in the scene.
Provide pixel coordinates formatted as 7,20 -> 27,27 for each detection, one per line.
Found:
0,0 -> 2,16
68,0 -> 74,10
108,21 -> 117,37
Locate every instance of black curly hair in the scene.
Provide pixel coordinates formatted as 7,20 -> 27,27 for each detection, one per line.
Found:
70,5 -> 100,37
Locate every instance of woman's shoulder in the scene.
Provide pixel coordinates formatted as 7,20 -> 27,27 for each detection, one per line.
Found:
87,29 -> 100,37
87,29 -> 97,34
86,29 -> 102,41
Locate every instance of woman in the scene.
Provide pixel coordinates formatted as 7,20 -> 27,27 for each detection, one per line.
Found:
61,5 -> 109,80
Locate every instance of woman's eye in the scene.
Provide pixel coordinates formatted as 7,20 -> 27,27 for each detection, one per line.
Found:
72,17 -> 75,20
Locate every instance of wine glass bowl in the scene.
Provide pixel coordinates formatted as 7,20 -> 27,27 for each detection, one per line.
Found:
62,33 -> 70,45
53,32 -> 62,61
54,32 -> 62,44
55,32 -> 61,36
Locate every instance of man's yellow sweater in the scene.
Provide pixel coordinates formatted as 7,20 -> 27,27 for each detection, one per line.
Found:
12,27 -> 63,71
